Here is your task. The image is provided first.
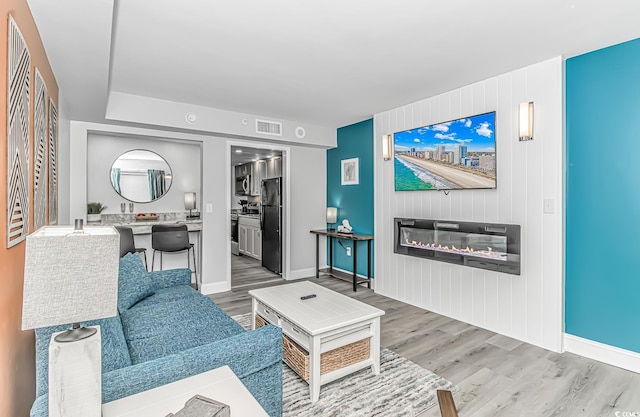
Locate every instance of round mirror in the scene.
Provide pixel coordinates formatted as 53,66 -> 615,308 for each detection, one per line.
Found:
110,150 -> 173,203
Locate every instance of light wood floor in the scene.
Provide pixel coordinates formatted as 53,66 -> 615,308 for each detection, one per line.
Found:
231,254 -> 283,289
212,267 -> 640,417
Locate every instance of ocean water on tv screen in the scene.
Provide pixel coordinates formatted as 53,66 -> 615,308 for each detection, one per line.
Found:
394,158 -> 434,190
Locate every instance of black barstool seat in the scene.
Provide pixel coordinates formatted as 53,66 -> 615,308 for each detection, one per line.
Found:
115,226 -> 147,268
151,224 -> 197,289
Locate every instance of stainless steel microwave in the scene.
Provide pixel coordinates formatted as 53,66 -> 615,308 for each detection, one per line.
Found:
235,175 -> 250,196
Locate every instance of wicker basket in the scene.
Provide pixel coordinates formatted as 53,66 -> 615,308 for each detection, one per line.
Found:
255,314 -> 370,381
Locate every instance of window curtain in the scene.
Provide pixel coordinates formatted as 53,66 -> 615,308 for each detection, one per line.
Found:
110,168 -> 121,194
148,169 -> 166,200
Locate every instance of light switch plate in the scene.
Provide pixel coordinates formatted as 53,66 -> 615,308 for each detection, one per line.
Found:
206,203 -> 213,213
543,199 -> 555,214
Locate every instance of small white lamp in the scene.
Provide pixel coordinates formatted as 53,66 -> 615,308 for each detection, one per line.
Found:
326,207 -> 338,231
184,192 -> 199,219
22,220 -> 119,417
519,101 -> 534,141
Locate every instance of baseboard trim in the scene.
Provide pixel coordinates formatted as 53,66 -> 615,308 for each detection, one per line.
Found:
200,281 -> 230,295
288,267 -> 316,280
564,334 -> 640,374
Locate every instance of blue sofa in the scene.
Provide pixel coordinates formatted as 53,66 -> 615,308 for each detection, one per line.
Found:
31,253 -> 283,417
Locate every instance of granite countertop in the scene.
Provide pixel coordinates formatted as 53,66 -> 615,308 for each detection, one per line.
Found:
97,212 -> 203,234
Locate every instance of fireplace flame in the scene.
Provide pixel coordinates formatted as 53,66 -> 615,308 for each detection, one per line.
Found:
404,238 -> 506,260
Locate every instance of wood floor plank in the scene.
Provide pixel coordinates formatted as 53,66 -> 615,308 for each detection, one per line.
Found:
211,263 -> 640,417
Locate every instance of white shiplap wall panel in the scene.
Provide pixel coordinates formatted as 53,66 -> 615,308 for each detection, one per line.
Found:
373,57 -> 563,351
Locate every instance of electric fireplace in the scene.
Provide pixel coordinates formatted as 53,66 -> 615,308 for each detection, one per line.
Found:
394,218 -> 521,275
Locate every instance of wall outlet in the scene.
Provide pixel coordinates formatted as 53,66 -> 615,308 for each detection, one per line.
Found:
346,247 -> 351,256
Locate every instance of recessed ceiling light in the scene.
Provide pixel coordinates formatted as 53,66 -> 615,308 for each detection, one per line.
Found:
235,150 -> 242,153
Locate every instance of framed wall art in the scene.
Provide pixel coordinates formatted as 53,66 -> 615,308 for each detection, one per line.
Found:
341,157 -> 359,185
7,15 -> 31,247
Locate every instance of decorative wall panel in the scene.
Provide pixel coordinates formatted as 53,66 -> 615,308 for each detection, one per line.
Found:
6,15 -> 31,247
48,99 -> 58,224
34,69 -> 48,230
373,57 -> 564,352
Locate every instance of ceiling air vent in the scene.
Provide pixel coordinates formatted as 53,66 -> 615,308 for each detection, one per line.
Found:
256,119 -> 282,136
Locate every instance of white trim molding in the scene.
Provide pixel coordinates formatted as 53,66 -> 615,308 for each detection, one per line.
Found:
564,334 -> 640,374
200,281 -> 231,296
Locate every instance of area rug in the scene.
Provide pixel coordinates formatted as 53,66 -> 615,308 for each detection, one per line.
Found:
232,313 -> 458,417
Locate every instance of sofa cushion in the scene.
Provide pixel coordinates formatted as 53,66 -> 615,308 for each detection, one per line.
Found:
121,295 -> 245,364
34,315 -> 131,398
118,253 -> 155,312
133,285 -> 199,309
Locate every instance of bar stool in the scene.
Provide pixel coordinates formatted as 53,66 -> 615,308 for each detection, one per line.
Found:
115,226 -> 147,269
151,224 -> 197,288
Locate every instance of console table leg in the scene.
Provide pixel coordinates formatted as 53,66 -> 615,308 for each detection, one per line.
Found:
367,240 -> 372,289
315,234 -> 319,278
353,242 -> 358,292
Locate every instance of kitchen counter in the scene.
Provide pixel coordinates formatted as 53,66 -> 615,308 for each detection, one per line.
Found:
97,213 -> 202,235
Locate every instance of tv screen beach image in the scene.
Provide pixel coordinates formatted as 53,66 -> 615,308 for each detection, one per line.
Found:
394,112 -> 496,191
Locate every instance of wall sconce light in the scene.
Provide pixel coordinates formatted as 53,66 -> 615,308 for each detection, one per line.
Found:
519,101 -> 534,141
382,134 -> 392,160
326,207 -> 337,231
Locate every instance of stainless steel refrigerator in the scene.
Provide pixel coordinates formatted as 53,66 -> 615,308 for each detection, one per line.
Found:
261,177 -> 282,274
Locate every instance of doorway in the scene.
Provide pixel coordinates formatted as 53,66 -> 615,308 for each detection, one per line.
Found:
230,144 -> 286,289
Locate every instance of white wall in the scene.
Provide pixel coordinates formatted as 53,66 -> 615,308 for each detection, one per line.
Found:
374,57 -> 564,352
86,134 -> 201,214
69,121 -> 328,294
57,95 -> 71,224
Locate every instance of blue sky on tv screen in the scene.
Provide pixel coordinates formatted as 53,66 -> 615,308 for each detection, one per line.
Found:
394,112 -> 495,153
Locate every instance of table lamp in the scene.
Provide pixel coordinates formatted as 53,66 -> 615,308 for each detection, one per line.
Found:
22,220 -> 120,417
184,192 -> 199,219
326,207 -> 337,231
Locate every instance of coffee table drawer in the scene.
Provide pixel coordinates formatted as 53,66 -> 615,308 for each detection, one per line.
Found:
256,302 -> 281,326
281,318 -> 310,350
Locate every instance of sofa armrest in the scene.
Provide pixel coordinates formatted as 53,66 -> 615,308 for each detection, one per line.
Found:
102,325 -> 283,403
149,268 -> 192,290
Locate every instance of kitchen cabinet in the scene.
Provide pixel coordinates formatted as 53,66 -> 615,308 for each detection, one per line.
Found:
235,164 -> 250,177
238,216 -> 261,260
266,157 -> 282,179
251,160 -> 266,196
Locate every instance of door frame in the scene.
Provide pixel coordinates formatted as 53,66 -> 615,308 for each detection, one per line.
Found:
226,140 -> 290,285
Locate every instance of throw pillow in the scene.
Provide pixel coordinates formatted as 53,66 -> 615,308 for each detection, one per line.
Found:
118,253 -> 155,312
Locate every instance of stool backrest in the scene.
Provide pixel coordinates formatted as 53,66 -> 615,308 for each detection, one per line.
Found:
115,226 -> 136,258
151,224 -> 190,252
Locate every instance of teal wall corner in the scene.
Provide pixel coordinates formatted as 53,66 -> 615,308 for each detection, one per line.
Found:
566,37 -> 640,354
327,119 -> 374,277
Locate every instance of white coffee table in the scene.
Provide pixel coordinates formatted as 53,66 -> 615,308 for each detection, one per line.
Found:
101,365 -> 268,417
249,281 -> 384,402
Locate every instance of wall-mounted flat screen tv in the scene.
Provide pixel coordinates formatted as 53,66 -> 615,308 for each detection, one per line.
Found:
394,111 -> 496,191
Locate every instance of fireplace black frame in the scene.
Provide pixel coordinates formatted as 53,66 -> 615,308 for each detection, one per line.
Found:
394,218 -> 521,275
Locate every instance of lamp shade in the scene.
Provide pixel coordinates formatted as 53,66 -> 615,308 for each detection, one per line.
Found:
184,192 -> 197,210
326,207 -> 337,224
22,225 -> 120,330
382,134 -> 392,161
519,101 -> 534,141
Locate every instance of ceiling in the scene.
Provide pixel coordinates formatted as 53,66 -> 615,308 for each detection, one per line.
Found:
28,0 -> 640,131
231,146 -> 282,166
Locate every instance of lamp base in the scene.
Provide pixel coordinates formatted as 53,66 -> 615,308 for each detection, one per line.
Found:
49,326 -> 102,417
54,323 -> 97,343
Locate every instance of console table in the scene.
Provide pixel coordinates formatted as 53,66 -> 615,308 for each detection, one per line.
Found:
310,229 -> 374,291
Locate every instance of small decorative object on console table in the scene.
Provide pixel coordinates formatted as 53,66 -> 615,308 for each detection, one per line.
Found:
326,207 -> 337,231
22,220 -> 120,417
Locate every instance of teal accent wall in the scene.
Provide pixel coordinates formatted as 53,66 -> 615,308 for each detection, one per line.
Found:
566,37 -> 640,353
327,119 -> 374,277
